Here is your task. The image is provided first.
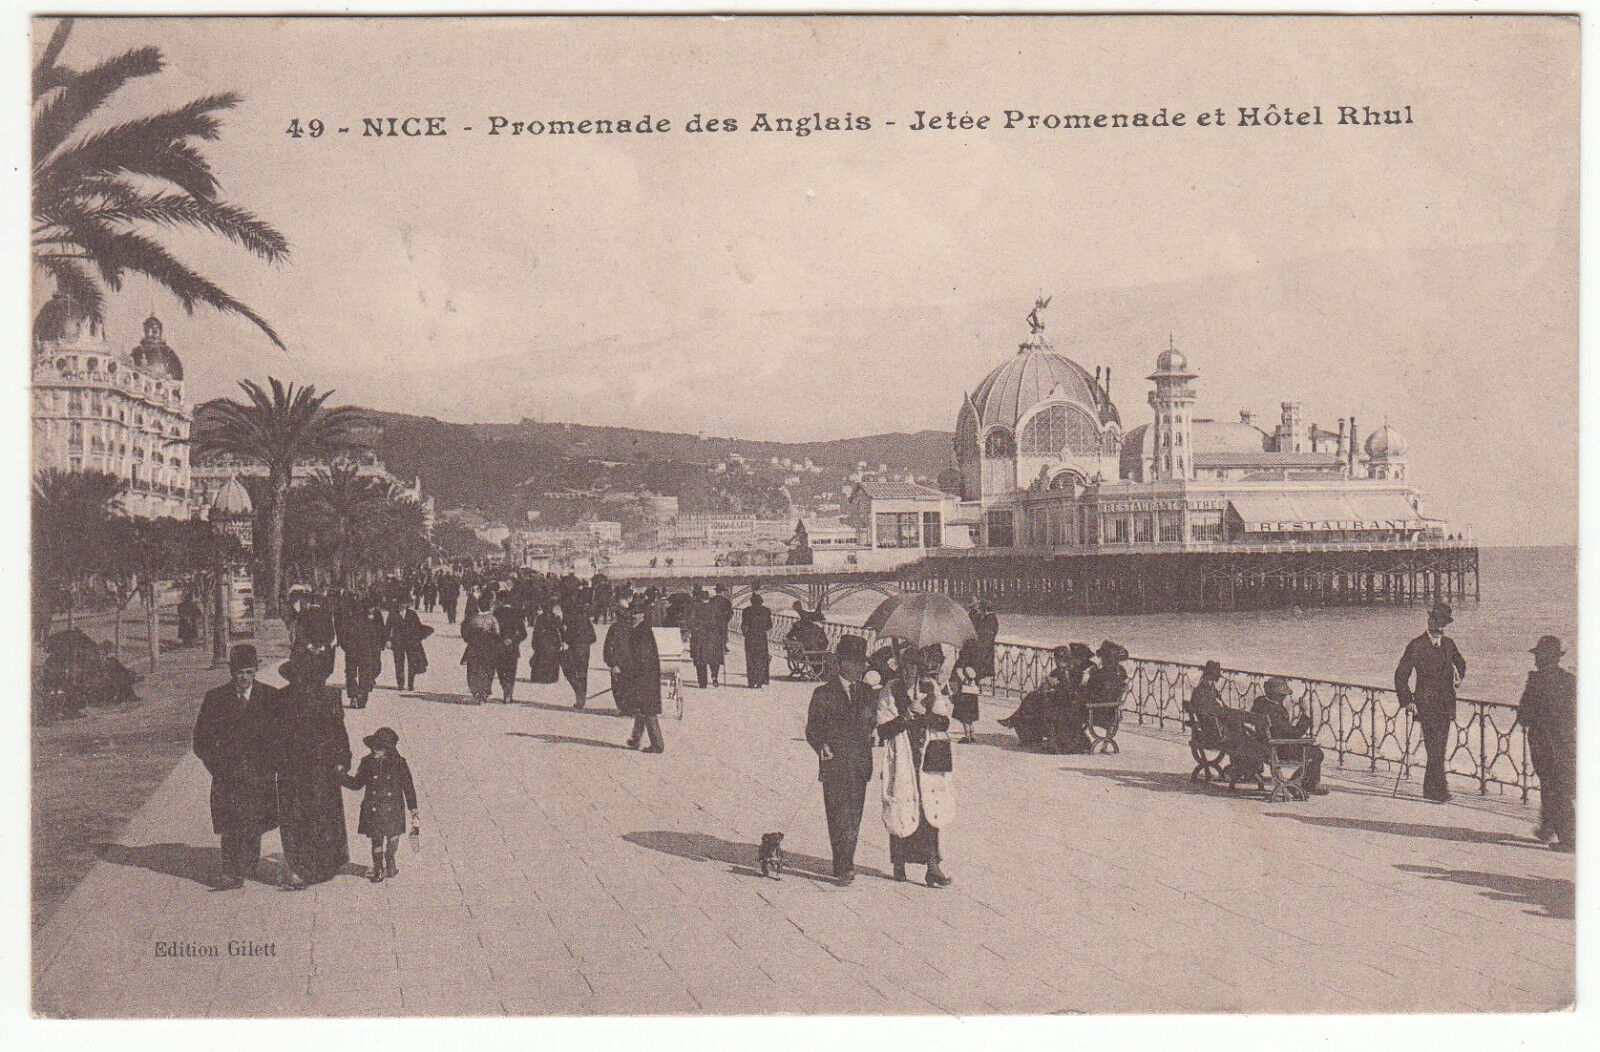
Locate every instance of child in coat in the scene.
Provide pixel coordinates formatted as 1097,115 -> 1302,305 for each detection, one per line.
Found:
341,726 -> 418,883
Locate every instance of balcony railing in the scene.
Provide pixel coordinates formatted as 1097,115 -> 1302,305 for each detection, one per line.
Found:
752,611 -> 1535,803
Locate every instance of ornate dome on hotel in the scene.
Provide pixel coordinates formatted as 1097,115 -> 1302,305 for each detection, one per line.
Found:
965,343 -> 1122,432
1364,423 -> 1407,459
131,315 -> 184,381
33,292 -> 100,346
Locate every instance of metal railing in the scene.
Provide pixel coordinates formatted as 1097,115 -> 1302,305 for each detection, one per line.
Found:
752,611 -> 1536,803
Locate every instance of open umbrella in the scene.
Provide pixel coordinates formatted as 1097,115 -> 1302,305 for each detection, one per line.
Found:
863,593 -> 977,649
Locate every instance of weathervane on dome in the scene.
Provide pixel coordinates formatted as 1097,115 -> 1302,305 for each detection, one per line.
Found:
1026,295 -> 1051,335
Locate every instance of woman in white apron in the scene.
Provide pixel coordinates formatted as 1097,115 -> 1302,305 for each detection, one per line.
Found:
878,643 -> 956,887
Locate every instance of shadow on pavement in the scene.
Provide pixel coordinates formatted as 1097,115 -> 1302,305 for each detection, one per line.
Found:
1395,864 -> 1575,920
96,842 -> 231,889
508,731 -> 629,750
1072,767 -> 1263,798
518,699 -> 626,719
623,830 -> 885,883
1266,813 -> 1542,848
406,690 -> 481,707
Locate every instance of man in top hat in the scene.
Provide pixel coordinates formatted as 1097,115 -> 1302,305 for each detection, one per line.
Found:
1394,601 -> 1468,803
805,635 -> 881,885
1516,635 -> 1576,851
193,644 -> 278,888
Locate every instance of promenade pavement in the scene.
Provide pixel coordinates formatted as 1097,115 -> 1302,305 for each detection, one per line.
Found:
34,608 -> 1574,1016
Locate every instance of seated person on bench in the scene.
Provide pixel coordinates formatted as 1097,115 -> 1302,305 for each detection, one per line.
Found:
1248,677 -> 1328,796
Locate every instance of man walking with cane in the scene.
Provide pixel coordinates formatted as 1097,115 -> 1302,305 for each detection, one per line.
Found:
1394,601 -> 1467,803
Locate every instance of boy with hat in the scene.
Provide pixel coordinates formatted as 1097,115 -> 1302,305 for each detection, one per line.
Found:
341,726 -> 419,882
1394,601 -> 1468,803
1516,635 -> 1576,851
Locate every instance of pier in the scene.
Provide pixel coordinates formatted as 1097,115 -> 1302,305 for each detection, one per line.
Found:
615,538 -> 1480,616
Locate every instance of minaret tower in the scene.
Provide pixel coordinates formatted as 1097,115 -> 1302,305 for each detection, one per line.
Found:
1147,336 -> 1198,481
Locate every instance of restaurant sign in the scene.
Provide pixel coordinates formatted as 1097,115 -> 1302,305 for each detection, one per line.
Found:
1099,498 -> 1226,513
1249,519 -> 1416,533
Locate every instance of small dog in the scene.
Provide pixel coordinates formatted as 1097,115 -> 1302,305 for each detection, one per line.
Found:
757,832 -> 785,879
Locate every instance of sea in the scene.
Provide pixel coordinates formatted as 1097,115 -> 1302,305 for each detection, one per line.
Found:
827,546 -> 1576,706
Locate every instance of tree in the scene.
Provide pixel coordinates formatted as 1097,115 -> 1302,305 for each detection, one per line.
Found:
294,461 -> 394,587
195,379 -> 366,616
32,18 -> 289,347
32,468 -> 126,633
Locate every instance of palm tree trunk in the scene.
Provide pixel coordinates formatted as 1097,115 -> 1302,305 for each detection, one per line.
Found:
146,580 -> 159,672
266,472 -> 289,618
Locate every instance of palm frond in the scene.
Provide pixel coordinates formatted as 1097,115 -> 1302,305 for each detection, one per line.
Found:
32,45 -> 163,160
32,18 -> 75,100
40,190 -> 288,261
34,256 -> 104,327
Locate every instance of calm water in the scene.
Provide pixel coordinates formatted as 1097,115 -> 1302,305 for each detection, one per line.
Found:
829,546 -> 1575,706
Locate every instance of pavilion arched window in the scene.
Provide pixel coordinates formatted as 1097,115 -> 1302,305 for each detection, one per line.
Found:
1019,404 -> 1101,456
984,428 -> 1015,457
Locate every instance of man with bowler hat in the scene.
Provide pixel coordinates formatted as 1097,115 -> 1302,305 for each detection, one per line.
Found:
805,635 -> 880,884
193,644 -> 277,888
1394,601 -> 1468,803
1516,635 -> 1576,851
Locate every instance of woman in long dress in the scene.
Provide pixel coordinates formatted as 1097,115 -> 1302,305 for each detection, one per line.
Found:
878,643 -> 954,888
528,604 -> 563,684
272,655 -> 352,887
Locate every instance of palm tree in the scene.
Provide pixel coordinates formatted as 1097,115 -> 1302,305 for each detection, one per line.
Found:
302,461 -> 395,588
32,18 -> 289,347
195,379 -> 367,616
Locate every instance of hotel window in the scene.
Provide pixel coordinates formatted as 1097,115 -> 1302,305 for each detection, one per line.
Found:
1133,515 -> 1155,543
1105,516 -> 1130,543
921,511 -> 942,549
875,512 -> 921,548
68,392 -> 83,414
69,422 -> 83,448
1159,511 -> 1184,543
1190,510 -> 1224,543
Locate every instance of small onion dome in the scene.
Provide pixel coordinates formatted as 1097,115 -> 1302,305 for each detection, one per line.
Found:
1364,424 -> 1408,459
209,476 -> 254,519
1155,346 -> 1187,373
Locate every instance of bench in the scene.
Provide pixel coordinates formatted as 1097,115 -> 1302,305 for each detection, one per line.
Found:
1085,701 -> 1122,754
1184,708 -> 1227,783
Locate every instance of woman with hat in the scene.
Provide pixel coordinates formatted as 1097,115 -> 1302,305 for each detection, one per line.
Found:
1046,643 -> 1096,754
877,645 -> 955,887
1085,641 -> 1130,738
342,726 -> 419,883
270,654 -> 352,888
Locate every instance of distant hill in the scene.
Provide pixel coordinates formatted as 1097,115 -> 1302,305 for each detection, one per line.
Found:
261,407 -> 956,519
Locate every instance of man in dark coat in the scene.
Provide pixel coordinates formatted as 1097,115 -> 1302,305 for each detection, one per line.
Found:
559,603 -> 597,708
606,603 -> 664,751
741,593 -> 774,687
689,589 -> 726,688
805,635 -> 879,885
493,593 -> 528,703
439,574 -> 461,625
1250,677 -> 1328,795
337,599 -> 387,709
193,645 -> 277,888
1516,635 -> 1576,851
1394,601 -> 1468,803
294,595 -> 338,682
967,598 -> 999,681
387,600 -> 433,691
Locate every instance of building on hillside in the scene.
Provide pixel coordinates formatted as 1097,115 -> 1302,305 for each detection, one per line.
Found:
31,295 -> 193,519
948,302 -> 1456,551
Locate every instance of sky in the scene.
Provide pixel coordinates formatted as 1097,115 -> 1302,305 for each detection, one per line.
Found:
34,15 -> 1578,545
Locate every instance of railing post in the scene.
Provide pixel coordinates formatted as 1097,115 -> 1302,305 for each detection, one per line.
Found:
1369,691 -> 1378,772
1478,704 -> 1488,796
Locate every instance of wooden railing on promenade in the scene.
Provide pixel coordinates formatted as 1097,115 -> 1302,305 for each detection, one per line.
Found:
751,611 -> 1536,803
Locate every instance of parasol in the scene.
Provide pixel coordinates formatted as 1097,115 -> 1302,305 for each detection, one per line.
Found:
863,593 -> 976,649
